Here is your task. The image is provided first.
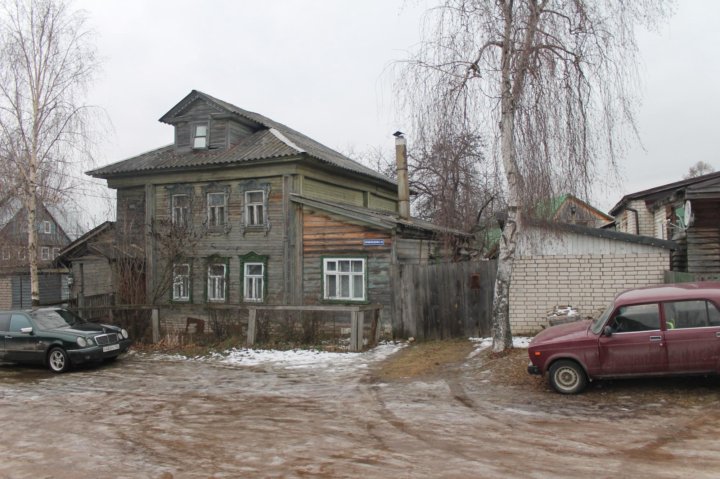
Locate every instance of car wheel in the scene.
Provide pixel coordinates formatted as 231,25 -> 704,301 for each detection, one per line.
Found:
47,347 -> 70,373
549,360 -> 587,394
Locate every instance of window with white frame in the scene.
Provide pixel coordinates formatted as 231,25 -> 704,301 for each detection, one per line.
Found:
193,123 -> 208,149
244,263 -> 264,302
172,194 -> 190,226
245,190 -> 265,226
40,247 -> 50,261
207,192 -> 227,227
207,263 -> 226,302
173,264 -> 191,301
43,221 -> 51,234
1,248 -> 10,260
18,249 -> 26,260
52,247 -> 60,259
323,258 -> 366,301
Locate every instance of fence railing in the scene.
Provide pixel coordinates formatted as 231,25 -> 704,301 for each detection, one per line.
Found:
69,303 -> 382,352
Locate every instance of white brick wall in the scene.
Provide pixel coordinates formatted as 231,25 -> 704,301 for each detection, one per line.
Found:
509,252 -> 669,334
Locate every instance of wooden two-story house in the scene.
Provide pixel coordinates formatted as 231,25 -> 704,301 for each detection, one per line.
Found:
0,199 -> 73,308
610,171 -> 720,276
88,90 -> 469,336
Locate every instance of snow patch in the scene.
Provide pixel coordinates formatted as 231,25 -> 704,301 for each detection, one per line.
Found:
146,342 -> 406,371
467,336 -> 532,358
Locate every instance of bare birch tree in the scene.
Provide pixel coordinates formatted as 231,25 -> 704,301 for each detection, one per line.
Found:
0,0 -> 98,306
399,0 -> 672,351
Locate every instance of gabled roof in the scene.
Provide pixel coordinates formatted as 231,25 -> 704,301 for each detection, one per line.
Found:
609,170 -> 720,215
0,199 -> 77,242
537,194 -> 613,223
290,194 -> 472,239
56,221 -> 114,264
89,90 -> 395,187
0,198 -> 21,230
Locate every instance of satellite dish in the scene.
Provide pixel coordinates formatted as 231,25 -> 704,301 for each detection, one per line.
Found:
683,200 -> 694,229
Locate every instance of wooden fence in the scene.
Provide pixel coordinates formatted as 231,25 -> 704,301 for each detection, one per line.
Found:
391,260 -> 497,341
69,303 -> 381,351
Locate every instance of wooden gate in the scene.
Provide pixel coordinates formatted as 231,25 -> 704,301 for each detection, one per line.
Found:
391,260 -> 497,341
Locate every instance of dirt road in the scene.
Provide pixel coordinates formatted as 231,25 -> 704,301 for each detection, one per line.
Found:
1,344 -> 719,478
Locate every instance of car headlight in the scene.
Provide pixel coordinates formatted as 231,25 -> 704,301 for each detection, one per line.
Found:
86,337 -> 95,346
76,337 -> 87,347
120,329 -> 129,339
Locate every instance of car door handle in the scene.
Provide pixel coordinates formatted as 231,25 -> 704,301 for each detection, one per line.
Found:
4,335 -> 11,339
650,336 -> 662,341
716,332 -> 720,338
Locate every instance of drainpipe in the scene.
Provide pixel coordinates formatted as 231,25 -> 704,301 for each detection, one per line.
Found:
394,131 -> 410,220
626,207 -> 640,235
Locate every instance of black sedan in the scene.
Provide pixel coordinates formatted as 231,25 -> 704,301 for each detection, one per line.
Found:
0,308 -> 131,372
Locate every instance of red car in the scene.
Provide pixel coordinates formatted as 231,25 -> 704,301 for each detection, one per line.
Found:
528,282 -> 720,394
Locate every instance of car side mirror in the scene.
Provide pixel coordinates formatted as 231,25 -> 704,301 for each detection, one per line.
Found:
603,326 -> 613,337
20,327 -> 33,335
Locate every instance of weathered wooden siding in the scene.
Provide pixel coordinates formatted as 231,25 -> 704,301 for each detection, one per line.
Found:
395,238 -> 433,264
368,194 -> 397,213
116,186 -> 146,246
153,176 -> 287,305
304,178 -> 364,206
686,200 -> 720,274
391,260 -> 496,340
302,211 -> 393,326
75,258 -> 113,297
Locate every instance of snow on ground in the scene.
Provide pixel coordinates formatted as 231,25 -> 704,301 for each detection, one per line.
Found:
467,336 -> 532,358
148,336 -> 530,370
148,342 -> 406,371
213,342 -> 405,370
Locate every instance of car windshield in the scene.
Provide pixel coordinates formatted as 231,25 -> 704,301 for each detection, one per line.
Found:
30,309 -> 85,330
590,302 -> 614,334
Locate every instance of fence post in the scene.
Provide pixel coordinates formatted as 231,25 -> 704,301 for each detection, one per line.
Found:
350,310 -> 364,352
247,308 -> 257,347
151,308 -> 160,344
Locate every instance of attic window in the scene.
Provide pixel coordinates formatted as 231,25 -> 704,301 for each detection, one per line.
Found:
193,123 -> 208,149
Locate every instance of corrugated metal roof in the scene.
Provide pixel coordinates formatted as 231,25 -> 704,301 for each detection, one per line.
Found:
89,90 -> 396,187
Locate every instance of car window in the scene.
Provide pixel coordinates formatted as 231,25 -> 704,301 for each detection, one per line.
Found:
664,300 -> 720,329
709,302 -> 720,326
9,314 -> 32,332
612,304 -> 660,332
0,313 -> 10,332
29,310 -> 75,330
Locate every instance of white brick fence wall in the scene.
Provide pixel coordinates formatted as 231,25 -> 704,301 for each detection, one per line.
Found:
509,252 -> 669,335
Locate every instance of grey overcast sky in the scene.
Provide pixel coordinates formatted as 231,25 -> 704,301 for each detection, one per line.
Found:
77,0 -> 719,216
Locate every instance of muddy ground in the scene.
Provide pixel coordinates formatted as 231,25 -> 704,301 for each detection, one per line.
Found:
1,341 -> 719,478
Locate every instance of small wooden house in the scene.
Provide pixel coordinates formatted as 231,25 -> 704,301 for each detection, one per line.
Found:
87,90 -> 470,335
0,199 -> 73,308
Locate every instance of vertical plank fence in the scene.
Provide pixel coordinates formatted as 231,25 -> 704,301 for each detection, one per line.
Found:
392,260 -> 496,341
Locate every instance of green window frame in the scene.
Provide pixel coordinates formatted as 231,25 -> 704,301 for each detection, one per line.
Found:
206,259 -> 229,303
239,252 -> 268,303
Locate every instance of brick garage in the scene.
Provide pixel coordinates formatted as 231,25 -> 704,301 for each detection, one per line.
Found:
510,223 -> 675,335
